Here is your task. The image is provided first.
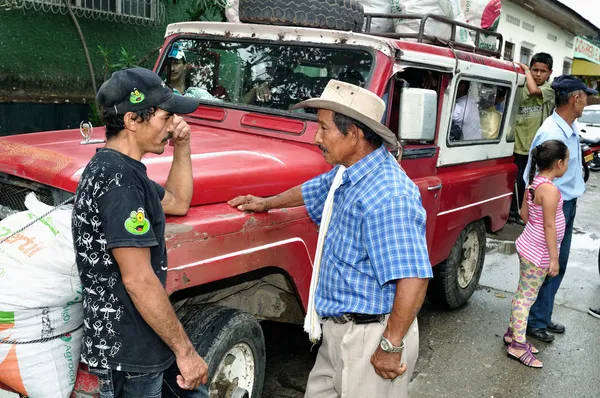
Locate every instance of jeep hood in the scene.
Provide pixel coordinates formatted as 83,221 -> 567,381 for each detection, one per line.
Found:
0,125 -> 330,206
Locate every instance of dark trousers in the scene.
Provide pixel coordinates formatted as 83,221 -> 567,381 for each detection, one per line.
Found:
528,199 -> 577,329
81,363 -> 209,398
511,154 -> 529,216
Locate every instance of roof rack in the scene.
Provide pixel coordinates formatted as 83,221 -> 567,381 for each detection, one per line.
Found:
363,13 -> 504,59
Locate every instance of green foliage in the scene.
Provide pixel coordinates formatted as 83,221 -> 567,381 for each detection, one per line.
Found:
186,0 -> 226,22
88,102 -> 103,127
111,47 -> 140,70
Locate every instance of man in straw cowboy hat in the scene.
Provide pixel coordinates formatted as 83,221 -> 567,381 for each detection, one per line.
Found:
229,80 -> 432,397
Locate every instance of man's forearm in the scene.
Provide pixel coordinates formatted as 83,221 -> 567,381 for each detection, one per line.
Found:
165,144 -> 193,208
125,274 -> 194,356
384,278 -> 429,346
265,185 -> 304,210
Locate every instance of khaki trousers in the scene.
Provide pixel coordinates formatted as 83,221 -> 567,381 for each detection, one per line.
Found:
304,317 -> 419,398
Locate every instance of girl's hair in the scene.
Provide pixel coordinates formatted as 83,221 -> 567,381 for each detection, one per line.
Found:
528,139 -> 569,200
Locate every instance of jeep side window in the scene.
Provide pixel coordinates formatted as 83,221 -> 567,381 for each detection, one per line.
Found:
387,68 -> 441,138
449,79 -> 511,144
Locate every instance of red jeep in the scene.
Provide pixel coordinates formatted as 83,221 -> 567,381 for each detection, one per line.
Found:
0,6 -> 524,397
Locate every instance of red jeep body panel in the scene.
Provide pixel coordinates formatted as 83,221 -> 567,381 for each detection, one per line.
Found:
0,23 -> 521,313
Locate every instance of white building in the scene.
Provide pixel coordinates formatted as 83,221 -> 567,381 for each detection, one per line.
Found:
496,0 -> 598,79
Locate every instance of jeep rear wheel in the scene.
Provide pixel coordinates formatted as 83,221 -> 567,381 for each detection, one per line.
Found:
179,305 -> 266,398
426,220 -> 486,309
238,0 -> 364,32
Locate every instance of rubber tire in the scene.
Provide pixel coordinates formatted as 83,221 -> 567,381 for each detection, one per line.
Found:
590,163 -> 600,172
426,220 -> 486,309
238,0 -> 364,32
180,305 -> 266,398
583,164 -> 590,183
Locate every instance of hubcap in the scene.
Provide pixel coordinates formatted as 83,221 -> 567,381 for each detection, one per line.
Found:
458,230 -> 480,289
210,343 -> 255,398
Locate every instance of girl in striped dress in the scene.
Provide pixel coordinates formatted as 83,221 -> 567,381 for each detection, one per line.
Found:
504,139 -> 569,368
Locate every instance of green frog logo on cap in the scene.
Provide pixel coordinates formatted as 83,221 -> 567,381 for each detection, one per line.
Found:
125,207 -> 150,235
130,88 -> 145,104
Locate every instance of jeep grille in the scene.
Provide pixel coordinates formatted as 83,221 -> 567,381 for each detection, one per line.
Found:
0,174 -> 61,220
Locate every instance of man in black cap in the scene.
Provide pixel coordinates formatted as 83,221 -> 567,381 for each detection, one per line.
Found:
524,75 -> 598,342
72,67 -> 208,397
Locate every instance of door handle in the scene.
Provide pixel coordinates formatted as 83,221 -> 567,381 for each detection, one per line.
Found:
428,183 -> 443,191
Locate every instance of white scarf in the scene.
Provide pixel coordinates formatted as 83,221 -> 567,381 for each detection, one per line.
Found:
304,166 -> 347,343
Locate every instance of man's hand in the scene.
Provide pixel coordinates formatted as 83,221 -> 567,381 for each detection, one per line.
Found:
254,84 -> 271,103
515,62 -> 530,72
228,195 -> 270,212
548,258 -> 559,277
370,345 -> 407,380
171,115 -> 191,147
176,349 -> 209,390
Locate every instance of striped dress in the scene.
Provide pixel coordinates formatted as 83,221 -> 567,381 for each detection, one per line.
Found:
515,176 -> 566,268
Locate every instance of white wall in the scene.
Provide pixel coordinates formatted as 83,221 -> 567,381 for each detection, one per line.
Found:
497,0 -> 575,80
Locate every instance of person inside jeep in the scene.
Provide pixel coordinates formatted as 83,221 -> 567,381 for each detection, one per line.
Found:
451,81 -> 482,141
166,45 -> 223,102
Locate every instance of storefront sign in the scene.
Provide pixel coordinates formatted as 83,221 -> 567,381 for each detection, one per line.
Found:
575,36 -> 600,65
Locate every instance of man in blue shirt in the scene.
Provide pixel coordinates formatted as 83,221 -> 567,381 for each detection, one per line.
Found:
229,80 -> 432,397
524,75 -> 597,342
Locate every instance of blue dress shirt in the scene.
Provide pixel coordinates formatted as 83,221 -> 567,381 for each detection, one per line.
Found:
301,145 -> 433,317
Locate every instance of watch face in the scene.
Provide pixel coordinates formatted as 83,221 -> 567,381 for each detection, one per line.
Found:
381,338 -> 391,351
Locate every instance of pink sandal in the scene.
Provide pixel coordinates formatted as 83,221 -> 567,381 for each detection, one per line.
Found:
507,340 -> 543,368
503,328 -> 538,354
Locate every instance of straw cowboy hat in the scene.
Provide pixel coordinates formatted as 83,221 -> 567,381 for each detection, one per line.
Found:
291,80 -> 399,152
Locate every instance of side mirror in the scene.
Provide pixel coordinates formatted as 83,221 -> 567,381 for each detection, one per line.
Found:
398,88 -> 437,141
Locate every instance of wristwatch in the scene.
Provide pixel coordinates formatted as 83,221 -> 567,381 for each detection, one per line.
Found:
379,336 -> 405,353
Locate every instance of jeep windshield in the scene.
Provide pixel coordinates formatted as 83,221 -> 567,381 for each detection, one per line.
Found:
158,38 -> 373,112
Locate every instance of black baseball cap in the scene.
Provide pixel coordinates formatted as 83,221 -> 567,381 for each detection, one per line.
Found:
551,74 -> 598,96
96,67 -> 199,115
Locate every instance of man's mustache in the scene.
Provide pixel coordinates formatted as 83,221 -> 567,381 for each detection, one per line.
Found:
162,132 -> 173,143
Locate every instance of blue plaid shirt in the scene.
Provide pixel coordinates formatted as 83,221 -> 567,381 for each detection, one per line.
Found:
301,145 -> 433,317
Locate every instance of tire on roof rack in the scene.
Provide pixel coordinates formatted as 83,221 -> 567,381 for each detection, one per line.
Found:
238,0 -> 364,33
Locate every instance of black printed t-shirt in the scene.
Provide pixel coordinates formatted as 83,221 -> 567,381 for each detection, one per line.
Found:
72,148 -> 174,373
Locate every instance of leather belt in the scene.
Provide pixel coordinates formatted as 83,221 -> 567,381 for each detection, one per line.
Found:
326,313 -> 386,325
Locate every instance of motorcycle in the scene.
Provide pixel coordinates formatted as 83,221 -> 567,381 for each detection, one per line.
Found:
581,143 -> 593,183
578,106 -> 600,173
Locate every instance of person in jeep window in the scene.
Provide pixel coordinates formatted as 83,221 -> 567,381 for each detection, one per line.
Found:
167,45 -> 221,102
511,52 -> 555,224
229,80 -> 432,398
72,67 -> 208,397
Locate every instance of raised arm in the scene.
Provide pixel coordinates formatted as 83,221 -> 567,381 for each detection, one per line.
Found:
162,115 -> 193,216
516,62 -> 543,96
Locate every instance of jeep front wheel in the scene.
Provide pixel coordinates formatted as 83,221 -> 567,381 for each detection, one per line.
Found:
180,305 -> 266,398
426,220 -> 486,309
238,0 -> 364,32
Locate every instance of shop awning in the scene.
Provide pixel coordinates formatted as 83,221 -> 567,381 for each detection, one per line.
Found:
573,58 -> 600,76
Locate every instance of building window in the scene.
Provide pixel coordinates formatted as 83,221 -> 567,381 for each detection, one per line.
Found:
522,22 -> 535,32
506,14 -> 521,26
566,41 -> 574,49
13,0 -> 164,25
563,60 -> 572,74
76,0 -> 153,19
503,42 -> 515,61
520,47 -> 532,64
547,33 -> 557,42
